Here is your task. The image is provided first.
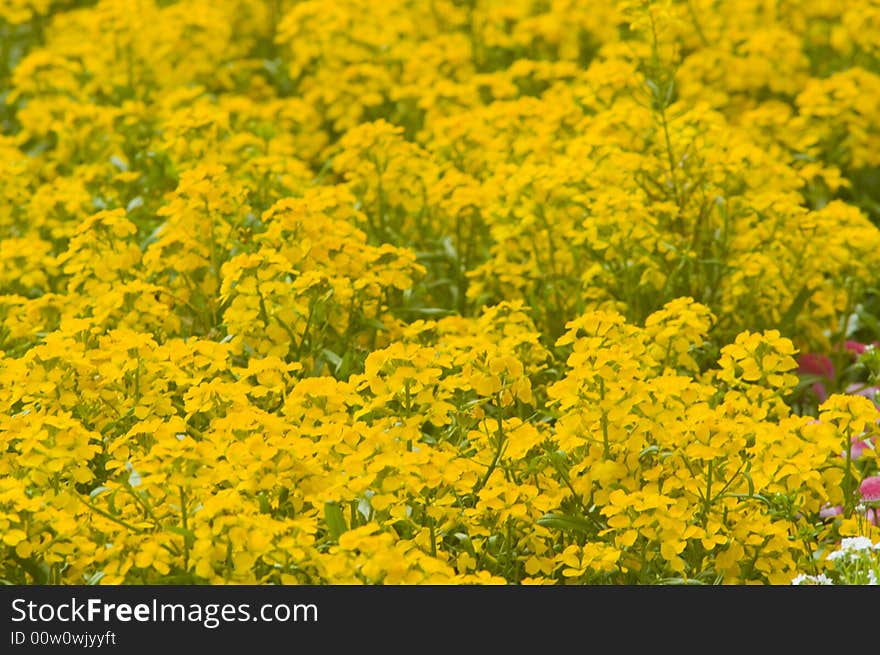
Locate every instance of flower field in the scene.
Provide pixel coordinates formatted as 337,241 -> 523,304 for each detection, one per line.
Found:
1,0 -> 880,585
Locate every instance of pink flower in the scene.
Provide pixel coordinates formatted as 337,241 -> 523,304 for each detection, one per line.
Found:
845,383 -> 880,409
845,340 -> 869,356
819,504 -> 844,519
859,475 -> 880,503
844,340 -> 879,356
797,353 -> 834,401
798,353 -> 834,377
849,435 -> 875,459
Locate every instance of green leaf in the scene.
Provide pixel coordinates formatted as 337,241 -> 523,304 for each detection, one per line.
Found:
89,486 -> 110,499
793,373 -> 828,394
324,501 -> 347,540
166,526 -> 196,542
658,577 -> 705,585
780,284 -> 813,331
537,512 -> 595,535
321,349 -> 342,371
743,463 -> 755,498
12,555 -> 49,584
857,311 -> 880,339
107,489 -> 119,515
257,492 -> 272,514
364,318 -> 388,332
337,349 -> 354,379
400,307 -> 456,317
85,571 -> 105,585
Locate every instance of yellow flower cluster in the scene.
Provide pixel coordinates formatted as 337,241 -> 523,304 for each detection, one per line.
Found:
1,0 -> 879,584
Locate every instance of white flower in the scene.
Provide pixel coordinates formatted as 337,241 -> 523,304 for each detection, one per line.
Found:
831,537 -> 876,560
791,573 -> 833,585
842,536 -> 875,551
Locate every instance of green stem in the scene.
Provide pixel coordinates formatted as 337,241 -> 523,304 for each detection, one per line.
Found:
473,401 -> 506,494
843,427 -> 855,517
77,496 -> 146,534
180,486 -> 190,571
428,512 -> 437,558
599,378 -> 610,459
702,460 -> 713,526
